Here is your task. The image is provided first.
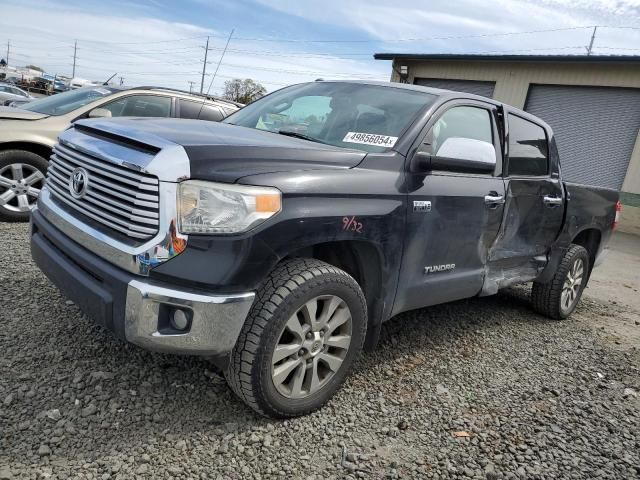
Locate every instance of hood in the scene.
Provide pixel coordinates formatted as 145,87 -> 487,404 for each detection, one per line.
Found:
0,106 -> 49,120
74,117 -> 367,183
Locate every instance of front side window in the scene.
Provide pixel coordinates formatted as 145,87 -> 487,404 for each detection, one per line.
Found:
224,82 -> 436,152
429,106 -> 493,155
507,114 -> 548,176
102,95 -> 171,118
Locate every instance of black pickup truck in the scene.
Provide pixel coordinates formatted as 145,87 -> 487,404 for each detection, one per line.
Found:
31,80 -> 620,418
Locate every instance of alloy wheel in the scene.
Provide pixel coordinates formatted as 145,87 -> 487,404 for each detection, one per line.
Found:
271,295 -> 353,399
561,257 -> 584,313
0,163 -> 45,212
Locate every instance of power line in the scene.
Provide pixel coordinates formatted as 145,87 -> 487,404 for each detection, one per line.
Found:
230,25 -> 599,43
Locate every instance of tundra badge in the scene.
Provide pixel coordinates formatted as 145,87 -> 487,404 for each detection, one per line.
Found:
424,264 -> 455,274
413,200 -> 431,212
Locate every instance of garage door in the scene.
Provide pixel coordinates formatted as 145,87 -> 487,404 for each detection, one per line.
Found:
525,85 -> 640,190
414,78 -> 495,98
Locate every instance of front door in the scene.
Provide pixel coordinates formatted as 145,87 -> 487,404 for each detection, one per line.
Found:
393,101 -> 506,315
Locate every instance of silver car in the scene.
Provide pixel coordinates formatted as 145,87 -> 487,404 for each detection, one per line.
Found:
0,86 -> 242,221
0,83 -> 34,105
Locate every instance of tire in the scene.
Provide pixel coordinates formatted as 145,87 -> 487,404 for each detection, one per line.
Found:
531,245 -> 590,320
0,150 -> 48,222
225,258 -> 367,418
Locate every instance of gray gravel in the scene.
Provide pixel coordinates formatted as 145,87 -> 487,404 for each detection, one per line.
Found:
1,222 -> 639,479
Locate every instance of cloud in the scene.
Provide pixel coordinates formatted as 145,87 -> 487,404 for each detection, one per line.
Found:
0,0 -> 389,93
257,0 -> 640,55
1,0 -> 639,95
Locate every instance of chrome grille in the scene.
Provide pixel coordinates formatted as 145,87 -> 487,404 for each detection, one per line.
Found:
47,143 -> 160,240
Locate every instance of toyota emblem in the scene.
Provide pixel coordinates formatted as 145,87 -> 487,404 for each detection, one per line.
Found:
69,167 -> 89,199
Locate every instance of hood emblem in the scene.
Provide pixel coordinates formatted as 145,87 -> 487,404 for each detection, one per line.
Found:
69,167 -> 89,199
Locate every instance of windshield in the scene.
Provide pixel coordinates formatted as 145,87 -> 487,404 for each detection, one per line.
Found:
22,87 -> 118,116
223,82 -> 436,152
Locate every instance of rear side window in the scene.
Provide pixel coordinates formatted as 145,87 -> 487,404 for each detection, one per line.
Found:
507,114 -> 548,176
178,99 -> 224,122
199,105 -> 224,122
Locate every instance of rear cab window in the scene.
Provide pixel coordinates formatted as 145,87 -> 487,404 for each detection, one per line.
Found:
507,114 -> 549,176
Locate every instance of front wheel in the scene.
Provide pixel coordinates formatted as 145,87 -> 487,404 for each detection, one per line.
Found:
531,245 -> 590,319
225,258 -> 367,418
0,150 -> 48,222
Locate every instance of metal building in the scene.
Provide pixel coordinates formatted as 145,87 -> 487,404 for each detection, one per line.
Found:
374,54 -> 640,234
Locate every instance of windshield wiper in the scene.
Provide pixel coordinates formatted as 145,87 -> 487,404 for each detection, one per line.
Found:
277,129 -> 326,144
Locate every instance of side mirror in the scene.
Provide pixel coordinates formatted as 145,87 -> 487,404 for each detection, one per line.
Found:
412,137 -> 496,174
88,108 -> 112,119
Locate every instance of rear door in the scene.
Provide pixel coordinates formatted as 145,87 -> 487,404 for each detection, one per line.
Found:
488,112 -> 564,271
393,100 -> 506,315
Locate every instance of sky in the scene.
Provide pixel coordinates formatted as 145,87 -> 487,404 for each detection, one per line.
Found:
1,0 -> 639,95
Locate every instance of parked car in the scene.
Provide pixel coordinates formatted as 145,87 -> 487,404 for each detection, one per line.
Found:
30,77 -> 69,94
30,80 -> 619,418
0,83 -> 34,104
4,98 -> 33,108
0,86 -> 242,221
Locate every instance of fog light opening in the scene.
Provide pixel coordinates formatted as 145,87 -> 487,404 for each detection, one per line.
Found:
170,308 -> 190,331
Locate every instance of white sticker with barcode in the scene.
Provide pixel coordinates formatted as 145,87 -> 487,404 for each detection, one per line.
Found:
342,131 -> 398,148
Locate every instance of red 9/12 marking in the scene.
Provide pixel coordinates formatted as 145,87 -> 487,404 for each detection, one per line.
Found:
342,216 -> 363,233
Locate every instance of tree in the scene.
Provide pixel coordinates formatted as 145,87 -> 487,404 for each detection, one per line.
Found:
222,78 -> 266,104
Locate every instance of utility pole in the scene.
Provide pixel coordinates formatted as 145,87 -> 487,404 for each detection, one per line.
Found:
72,40 -> 78,78
586,26 -> 597,56
198,29 -> 234,117
188,80 -> 196,93
200,36 -> 210,94
5,40 -> 9,67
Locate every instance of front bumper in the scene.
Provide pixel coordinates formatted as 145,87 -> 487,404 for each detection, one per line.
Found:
31,207 -> 255,356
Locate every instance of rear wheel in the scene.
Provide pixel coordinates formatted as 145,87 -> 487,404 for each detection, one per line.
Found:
225,258 -> 367,418
0,150 -> 47,222
531,244 -> 590,319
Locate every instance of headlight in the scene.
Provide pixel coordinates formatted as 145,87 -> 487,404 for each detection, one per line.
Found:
178,180 -> 281,234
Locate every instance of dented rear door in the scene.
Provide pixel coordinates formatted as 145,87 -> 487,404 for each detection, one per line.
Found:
485,113 -> 564,292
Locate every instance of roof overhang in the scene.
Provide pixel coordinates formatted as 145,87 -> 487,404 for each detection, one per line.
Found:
373,53 -> 640,64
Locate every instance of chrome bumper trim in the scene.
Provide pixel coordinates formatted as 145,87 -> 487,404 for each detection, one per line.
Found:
38,186 -> 187,276
125,280 -> 255,355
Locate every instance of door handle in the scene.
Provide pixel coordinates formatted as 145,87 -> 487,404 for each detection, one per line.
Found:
484,193 -> 505,206
543,195 -> 563,207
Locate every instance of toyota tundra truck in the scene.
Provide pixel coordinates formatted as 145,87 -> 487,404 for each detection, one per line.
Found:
30,81 -> 620,418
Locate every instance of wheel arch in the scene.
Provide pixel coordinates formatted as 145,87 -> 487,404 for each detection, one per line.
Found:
571,227 -> 601,277
284,240 -> 385,351
0,141 -> 53,161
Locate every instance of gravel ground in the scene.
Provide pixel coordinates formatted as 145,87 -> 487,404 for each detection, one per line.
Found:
1,222 -> 639,480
